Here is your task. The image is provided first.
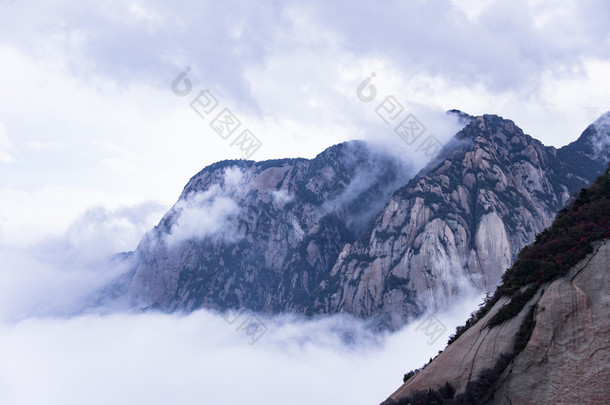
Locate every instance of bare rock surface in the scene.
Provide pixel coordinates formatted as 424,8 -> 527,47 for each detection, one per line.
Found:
313,114 -> 607,328
384,240 -> 610,404
489,240 -> 610,404
126,112 -> 609,329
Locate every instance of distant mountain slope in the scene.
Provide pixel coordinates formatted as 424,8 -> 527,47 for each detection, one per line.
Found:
383,168 -> 610,404
126,112 -> 609,330
556,111 -> 610,191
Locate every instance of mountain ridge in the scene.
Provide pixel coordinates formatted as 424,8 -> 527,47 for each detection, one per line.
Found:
308,113 -> 607,328
125,112 -> 610,330
128,139 -> 414,313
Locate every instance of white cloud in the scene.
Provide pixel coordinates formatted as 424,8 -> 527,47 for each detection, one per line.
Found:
0,296 -> 482,405
0,2 -> 607,253
223,166 -> 244,188
271,189 -> 293,205
165,186 -> 239,247
0,246 -> 131,321
450,0 -> 495,20
0,202 -> 165,320
54,202 -> 166,259
0,124 -> 16,163
0,186 -> 166,248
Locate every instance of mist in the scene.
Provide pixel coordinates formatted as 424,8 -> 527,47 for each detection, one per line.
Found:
1,0 -> 607,402
0,301 -> 482,405
0,199 -> 483,405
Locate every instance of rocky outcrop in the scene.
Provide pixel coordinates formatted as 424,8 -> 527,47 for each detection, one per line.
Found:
384,167 -> 610,404
490,240 -> 610,404
384,239 -> 610,404
128,141 -> 412,312
311,114 -> 608,328
126,112 -> 609,329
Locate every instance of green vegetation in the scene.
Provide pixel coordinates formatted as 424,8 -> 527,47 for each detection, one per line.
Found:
446,293 -> 492,346
392,167 -> 610,404
449,166 -> 610,343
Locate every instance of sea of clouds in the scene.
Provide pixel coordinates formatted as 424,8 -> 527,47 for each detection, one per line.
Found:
0,199 -> 482,405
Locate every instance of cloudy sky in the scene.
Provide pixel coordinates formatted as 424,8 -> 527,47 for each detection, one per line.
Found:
0,0 -> 609,246
0,1 -> 609,403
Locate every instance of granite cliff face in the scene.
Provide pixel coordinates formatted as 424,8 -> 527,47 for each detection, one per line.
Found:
128,141 -> 412,312
310,114 -> 608,327
127,112 -> 609,328
383,168 -> 610,404
385,241 -> 610,404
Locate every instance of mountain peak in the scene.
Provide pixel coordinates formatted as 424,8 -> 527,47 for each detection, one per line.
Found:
591,111 -> 610,157
447,109 -> 475,124
592,110 -> 610,132
557,112 -> 610,182
125,111 -> 609,331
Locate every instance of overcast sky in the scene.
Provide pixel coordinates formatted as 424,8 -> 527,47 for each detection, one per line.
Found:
0,0 -> 609,246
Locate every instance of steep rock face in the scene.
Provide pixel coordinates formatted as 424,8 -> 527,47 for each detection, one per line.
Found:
127,113 -> 609,328
312,115 -> 607,328
128,141 -> 411,312
384,239 -> 610,404
488,241 -> 610,404
384,168 -> 610,404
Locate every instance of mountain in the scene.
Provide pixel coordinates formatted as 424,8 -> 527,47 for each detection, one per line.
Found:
126,112 -> 609,329
382,167 -> 610,404
312,113 -> 608,328
128,141 -> 413,312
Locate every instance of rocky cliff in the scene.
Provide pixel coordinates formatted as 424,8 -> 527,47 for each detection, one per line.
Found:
127,112 -> 610,328
128,141 -> 412,312
383,168 -> 610,404
310,113 -> 609,328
